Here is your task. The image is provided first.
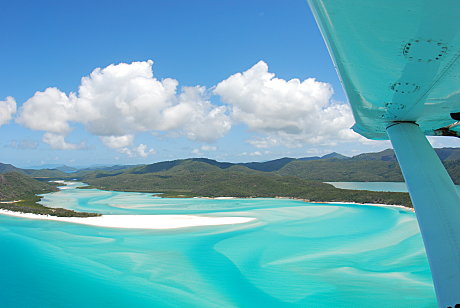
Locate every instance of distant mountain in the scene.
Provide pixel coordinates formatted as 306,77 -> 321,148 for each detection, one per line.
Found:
350,148 -> 460,163
298,156 -> 321,161
2,147 -> 460,184
352,149 -> 397,161
77,165 -> 139,173
0,163 -> 24,174
240,157 -> 295,172
191,158 -> 234,169
26,164 -> 77,172
128,157 -> 295,175
0,163 -> 71,178
130,159 -> 230,174
321,152 -> 349,160
435,148 -> 460,161
75,147 -> 460,184
55,165 -> 78,173
299,152 -> 349,161
23,169 -> 69,178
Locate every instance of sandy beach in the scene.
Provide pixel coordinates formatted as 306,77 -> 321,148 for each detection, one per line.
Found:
273,196 -> 414,212
320,201 -> 415,212
0,209 -> 256,229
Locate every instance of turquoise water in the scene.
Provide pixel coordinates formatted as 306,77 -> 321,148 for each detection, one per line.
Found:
0,182 -> 436,307
326,181 -> 460,193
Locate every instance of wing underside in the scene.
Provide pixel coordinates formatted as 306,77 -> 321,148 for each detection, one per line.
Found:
308,0 -> 460,139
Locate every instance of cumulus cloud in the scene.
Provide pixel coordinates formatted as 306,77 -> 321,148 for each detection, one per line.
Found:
0,96 -> 17,126
239,150 -> 271,157
16,60 -> 231,150
119,144 -> 156,158
192,145 -> 218,155
42,133 -> 84,150
14,59 -> 366,153
161,86 -> 230,141
100,135 -> 134,149
135,144 -> 156,158
17,88 -> 75,133
214,61 -> 362,148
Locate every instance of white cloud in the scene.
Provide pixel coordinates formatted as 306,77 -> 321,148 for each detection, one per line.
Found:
201,145 -> 217,151
191,144 -> 218,155
239,150 -> 270,157
17,88 -> 75,133
135,144 -> 156,158
42,133 -> 84,150
162,86 -> 231,141
14,59 -> 373,154
6,139 -> 38,150
247,151 -> 262,156
427,136 -> 460,148
0,96 -> 17,126
16,60 -> 231,150
118,143 -> 156,158
214,61 -> 363,148
100,135 -> 134,149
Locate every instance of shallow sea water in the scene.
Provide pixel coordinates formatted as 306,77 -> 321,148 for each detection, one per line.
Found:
0,182 -> 436,307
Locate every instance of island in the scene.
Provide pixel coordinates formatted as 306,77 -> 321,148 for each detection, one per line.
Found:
0,172 -> 100,217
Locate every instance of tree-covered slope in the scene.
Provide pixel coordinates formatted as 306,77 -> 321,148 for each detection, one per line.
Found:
82,161 -> 412,207
0,163 -> 24,174
23,168 -> 69,178
0,172 -> 99,217
71,147 -> 460,184
0,172 -> 58,201
277,160 -> 404,182
276,148 -> 460,183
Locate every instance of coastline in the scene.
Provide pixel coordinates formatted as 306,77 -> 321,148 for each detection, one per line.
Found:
0,180 -> 413,228
0,209 -> 256,229
273,197 -> 414,212
192,195 -> 415,212
313,201 -> 414,212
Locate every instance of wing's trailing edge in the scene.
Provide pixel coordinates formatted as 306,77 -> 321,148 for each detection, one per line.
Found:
307,1 -> 460,307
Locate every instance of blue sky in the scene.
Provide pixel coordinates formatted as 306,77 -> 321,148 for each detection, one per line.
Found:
1,0 -> 457,167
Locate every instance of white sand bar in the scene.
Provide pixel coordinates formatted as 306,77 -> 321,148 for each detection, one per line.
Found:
0,209 -> 256,229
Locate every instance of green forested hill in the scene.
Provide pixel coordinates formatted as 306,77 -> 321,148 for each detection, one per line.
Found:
2,147 -> 460,210
276,160 -> 404,182
76,147 -> 460,208
0,163 -> 24,174
0,163 -> 69,178
351,149 -> 397,161
276,149 -> 460,184
0,172 -> 58,201
24,169 -> 69,178
17,147 -> 459,184
0,172 -> 99,217
82,161 -> 412,207
77,148 -> 460,184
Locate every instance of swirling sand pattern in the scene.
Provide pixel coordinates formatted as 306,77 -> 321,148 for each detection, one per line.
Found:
0,183 -> 436,307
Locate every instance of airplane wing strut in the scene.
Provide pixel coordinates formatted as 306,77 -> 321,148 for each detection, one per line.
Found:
307,1 -> 460,306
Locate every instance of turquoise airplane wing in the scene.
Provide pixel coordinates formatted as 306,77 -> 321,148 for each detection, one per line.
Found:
308,0 -> 460,140
307,1 -> 460,307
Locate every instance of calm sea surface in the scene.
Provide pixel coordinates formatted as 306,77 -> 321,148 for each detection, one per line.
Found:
0,182 -> 436,307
